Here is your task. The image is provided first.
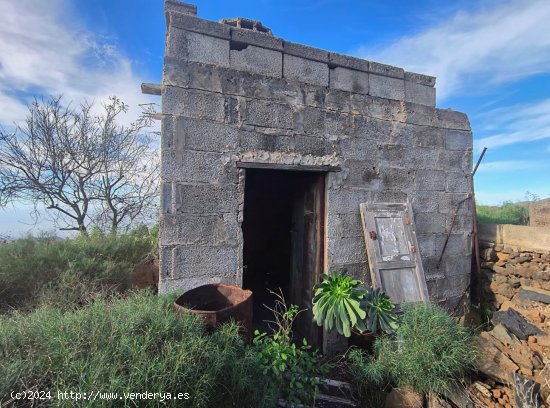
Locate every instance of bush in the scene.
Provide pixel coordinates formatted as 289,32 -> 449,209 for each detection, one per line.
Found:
0,227 -> 158,312
252,291 -> 328,405
477,201 -> 529,225
347,302 -> 476,396
0,291 -> 277,407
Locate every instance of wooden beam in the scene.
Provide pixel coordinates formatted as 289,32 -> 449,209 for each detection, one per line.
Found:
141,83 -> 161,96
236,162 -> 341,172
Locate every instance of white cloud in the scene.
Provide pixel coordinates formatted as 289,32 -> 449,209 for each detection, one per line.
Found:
478,159 -> 550,172
356,0 -> 550,100
474,99 -> 550,149
0,0 -> 158,126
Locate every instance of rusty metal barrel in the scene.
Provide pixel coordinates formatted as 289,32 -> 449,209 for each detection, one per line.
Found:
174,284 -> 253,343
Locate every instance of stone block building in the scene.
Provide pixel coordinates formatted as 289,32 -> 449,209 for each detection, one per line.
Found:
155,0 -> 474,348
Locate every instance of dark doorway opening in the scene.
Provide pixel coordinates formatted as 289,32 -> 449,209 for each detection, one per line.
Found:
242,168 -> 325,347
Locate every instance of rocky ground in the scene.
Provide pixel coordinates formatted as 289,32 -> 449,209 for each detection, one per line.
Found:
472,243 -> 550,407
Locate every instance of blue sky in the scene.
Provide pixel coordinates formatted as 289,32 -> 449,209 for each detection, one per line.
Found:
0,0 -> 549,236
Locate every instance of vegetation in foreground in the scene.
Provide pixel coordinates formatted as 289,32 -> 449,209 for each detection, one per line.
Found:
347,302 -> 477,403
0,226 -> 157,312
0,291 -> 278,408
476,201 -> 529,225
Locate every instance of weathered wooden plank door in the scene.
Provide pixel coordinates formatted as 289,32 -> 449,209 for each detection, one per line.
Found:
290,174 -> 325,347
360,202 -> 429,304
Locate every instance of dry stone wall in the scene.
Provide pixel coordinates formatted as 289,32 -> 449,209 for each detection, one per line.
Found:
477,228 -> 550,406
159,1 -> 474,311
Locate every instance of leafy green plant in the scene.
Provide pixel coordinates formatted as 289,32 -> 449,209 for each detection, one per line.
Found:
252,290 -> 328,405
0,226 -> 157,312
0,291 -> 277,408
346,302 -> 477,396
312,270 -> 367,337
477,201 -> 529,225
363,287 -> 399,334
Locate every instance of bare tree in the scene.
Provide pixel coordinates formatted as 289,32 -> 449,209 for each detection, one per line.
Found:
0,96 -> 159,235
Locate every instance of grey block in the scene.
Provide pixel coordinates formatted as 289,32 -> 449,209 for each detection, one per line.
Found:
175,116 -> 239,152
159,276 -> 234,294
163,58 -> 224,92
161,115 -> 175,149
283,54 -> 329,87
328,236 -> 367,265
380,167 -> 414,191
230,45 -> 282,77
437,150 -> 472,173
293,135 -> 330,156
327,212 -> 364,238
415,169 -> 446,191
444,254 -> 472,277
162,87 -> 226,122
423,256 -> 445,280
437,234 -> 471,257
169,12 -> 230,39
372,190 -> 408,203
187,30 -> 230,67
414,213 -> 446,234
353,116 -> 392,141
338,137 -> 380,161
284,41 -> 329,62
161,213 -> 239,246
366,97 -> 402,122
327,188 -> 372,213
404,71 -> 436,87
438,192 -> 472,215
164,0 -> 197,15
294,106 -> 325,135
231,27 -> 283,50
378,144 -> 405,165
445,214 -> 472,234
405,80 -> 436,107
342,159 -> 382,190
325,112 -> 351,138
159,247 -> 174,277
165,0 -> 197,16
394,122 -> 444,148
325,89 -> 351,113
444,129 -> 473,151
245,99 -> 293,129
330,67 -> 369,95
239,130 -> 293,152
171,245 -> 239,280
436,109 -> 471,131
369,74 -> 405,101
175,183 -> 238,214
329,52 -> 370,72
417,234 -> 437,257
403,102 -> 437,127
162,150 -> 229,183
160,183 -> 174,215
411,190 -> 439,213
369,61 -> 404,79
446,172 -> 470,193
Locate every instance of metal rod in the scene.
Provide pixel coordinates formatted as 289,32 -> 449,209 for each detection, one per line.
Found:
437,193 -> 472,269
472,147 -> 487,177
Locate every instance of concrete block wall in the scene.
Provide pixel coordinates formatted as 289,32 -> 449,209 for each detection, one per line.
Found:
159,1 -> 474,310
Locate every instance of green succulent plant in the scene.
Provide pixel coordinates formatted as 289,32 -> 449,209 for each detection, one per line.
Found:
363,287 -> 399,334
312,270 -> 367,337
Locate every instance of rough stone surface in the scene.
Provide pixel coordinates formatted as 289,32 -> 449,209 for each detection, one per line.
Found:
230,45 -> 282,78
405,80 -> 436,107
283,54 -> 329,86
369,74 -> 405,101
158,2 -> 474,354
330,67 -> 369,95
492,308 -> 544,340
